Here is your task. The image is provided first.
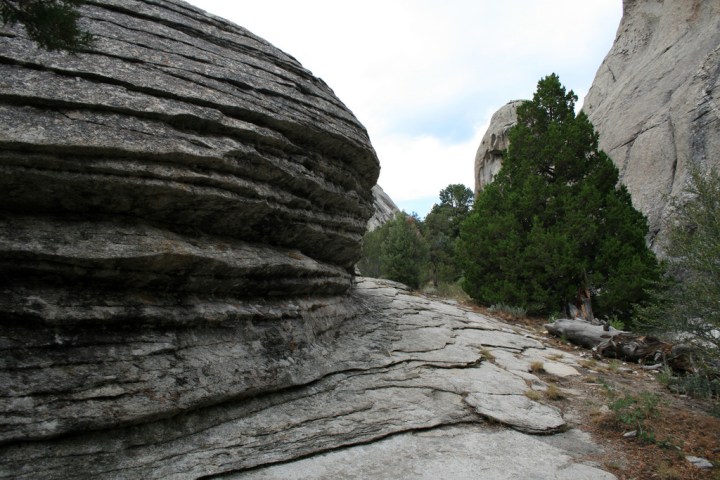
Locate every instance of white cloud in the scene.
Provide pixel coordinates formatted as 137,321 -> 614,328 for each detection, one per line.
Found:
373,116 -> 492,201
187,1 -> 622,215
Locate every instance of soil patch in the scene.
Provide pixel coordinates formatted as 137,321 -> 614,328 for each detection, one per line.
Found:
473,306 -> 720,480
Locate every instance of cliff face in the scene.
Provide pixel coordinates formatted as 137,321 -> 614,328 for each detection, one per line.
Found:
367,184 -> 400,231
474,100 -> 524,196
584,0 -> 720,250
0,0 -> 378,446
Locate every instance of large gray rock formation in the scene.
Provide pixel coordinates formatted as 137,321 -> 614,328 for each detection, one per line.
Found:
0,0 -> 377,450
474,100 -> 524,196
367,184 -> 400,231
0,2 -> 616,478
584,0 -> 720,250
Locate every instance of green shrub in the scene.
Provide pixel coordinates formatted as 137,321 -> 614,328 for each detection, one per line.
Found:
609,391 -> 660,444
0,0 -> 94,51
379,213 -> 428,289
636,166 -> 720,400
607,316 -> 625,331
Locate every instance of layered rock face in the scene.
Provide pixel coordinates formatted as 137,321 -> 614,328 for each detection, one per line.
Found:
584,0 -> 720,249
474,100 -> 524,196
0,0 -> 378,451
0,2 -> 618,478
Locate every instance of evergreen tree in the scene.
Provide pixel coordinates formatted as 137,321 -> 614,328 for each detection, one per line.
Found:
639,166 -> 720,352
1,0 -> 93,51
457,74 -> 660,319
357,224 -> 388,278
380,212 -> 428,289
423,184 -> 473,286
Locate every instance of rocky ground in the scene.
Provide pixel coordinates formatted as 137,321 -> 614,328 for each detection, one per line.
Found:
3,278 -> 717,479
222,279 -> 719,480
472,307 -> 720,480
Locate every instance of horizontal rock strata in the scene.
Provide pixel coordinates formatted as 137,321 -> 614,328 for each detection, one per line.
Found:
0,0 -> 378,455
0,0 -> 379,274
1,278 -> 613,479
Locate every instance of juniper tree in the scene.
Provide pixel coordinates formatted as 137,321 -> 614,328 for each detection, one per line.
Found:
423,184 -> 473,286
380,212 -> 428,289
457,74 -> 660,320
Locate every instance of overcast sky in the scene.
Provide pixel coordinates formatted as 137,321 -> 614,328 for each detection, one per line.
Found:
186,1 -> 623,217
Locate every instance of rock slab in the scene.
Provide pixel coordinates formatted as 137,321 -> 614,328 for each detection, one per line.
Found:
1,278 -> 614,479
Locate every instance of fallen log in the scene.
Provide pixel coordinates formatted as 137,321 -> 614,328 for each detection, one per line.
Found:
544,318 -> 619,349
545,318 -> 695,373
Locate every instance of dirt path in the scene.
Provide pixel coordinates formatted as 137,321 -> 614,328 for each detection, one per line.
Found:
479,308 -> 720,480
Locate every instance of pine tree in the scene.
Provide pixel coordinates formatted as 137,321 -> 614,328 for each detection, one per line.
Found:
380,213 -> 428,289
457,74 -> 660,320
639,166 -> 720,352
423,184 -> 473,286
0,0 -> 93,51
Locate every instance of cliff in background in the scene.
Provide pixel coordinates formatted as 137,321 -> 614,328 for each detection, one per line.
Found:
367,184 -> 400,231
474,100 -> 524,196
583,0 -> 720,251
475,1 -> 720,253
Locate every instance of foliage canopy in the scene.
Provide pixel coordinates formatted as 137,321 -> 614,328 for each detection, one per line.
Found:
423,184 -> 473,286
638,166 -> 720,354
379,212 -> 428,289
457,74 -> 660,319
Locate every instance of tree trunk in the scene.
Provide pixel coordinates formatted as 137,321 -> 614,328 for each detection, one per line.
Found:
545,318 -> 694,373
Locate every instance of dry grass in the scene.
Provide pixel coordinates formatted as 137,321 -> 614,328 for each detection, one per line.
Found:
472,302 -> 720,479
580,358 -> 598,369
524,389 -> 542,401
480,348 -> 495,361
544,384 -> 565,400
529,360 -> 545,373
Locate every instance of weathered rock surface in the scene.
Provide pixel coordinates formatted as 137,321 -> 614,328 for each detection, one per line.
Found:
1,278 -> 614,479
367,184 -> 400,231
0,0 -> 379,279
473,100 -> 524,195
230,427 -> 616,480
1,0 -> 378,458
583,0 -> 720,250
0,2 -> 615,478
